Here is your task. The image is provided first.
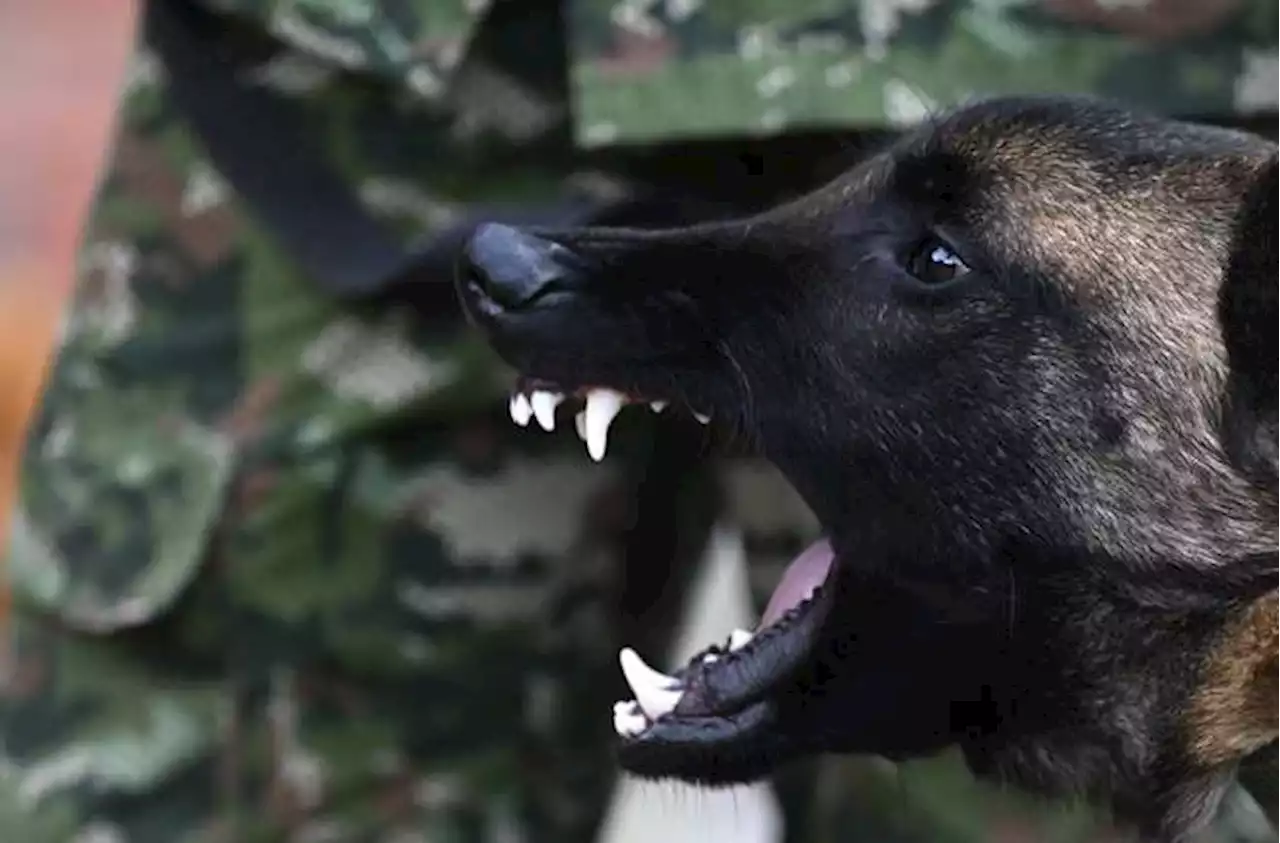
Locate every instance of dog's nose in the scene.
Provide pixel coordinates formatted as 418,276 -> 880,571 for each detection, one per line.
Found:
461,223 -> 582,310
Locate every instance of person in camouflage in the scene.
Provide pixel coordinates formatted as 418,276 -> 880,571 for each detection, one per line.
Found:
1,4 -> 642,842
1,1 -> 1274,843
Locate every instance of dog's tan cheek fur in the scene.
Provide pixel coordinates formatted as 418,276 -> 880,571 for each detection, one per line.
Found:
1185,592 -> 1278,768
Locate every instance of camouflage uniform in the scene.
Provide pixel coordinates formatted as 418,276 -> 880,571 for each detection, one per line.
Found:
2,5 -> 638,843
1,2 -> 1274,843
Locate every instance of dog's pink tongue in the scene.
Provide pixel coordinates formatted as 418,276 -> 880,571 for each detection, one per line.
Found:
760,538 -> 833,628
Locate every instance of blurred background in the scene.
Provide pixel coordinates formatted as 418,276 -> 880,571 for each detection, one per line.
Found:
0,1 -> 131,568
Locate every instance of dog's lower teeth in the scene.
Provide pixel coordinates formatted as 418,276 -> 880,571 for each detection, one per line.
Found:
728,628 -> 753,651
693,411 -> 711,424
612,700 -> 648,738
619,647 -> 684,720
509,393 -> 533,427
530,390 -> 563,431
650,401 -> 668,412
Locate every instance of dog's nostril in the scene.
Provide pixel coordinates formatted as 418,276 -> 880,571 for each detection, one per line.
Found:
462,222 -> 582,310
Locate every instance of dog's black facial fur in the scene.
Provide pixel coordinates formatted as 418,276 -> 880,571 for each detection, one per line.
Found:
456,97 -> 1278,842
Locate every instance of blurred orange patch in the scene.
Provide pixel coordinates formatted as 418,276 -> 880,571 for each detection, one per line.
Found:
0,0 -> 137,627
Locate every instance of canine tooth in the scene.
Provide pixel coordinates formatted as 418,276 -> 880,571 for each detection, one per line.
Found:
649,401 -> 668,413
509,393 -> 532,427
619,647 -> 683,720
702,652 -> 720,664
619,647 -> 679,688
693,412 -> 711,424
584,389 -> 626,462
728,628 -> 753,651
612,700 -> 648,738
530,390 -> 563,432
574,410 -> 588,441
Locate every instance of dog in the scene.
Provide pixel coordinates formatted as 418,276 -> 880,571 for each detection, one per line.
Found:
454,96 -> 1278,842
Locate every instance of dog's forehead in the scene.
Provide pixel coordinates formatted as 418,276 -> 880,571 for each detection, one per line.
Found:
931,99 -> 1115,162
895,98 -> 1267,207
813,102 -> 1112,212
888,100 -> 1261,283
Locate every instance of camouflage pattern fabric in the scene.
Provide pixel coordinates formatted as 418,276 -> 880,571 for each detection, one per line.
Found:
1,1 -> 1275,842
0,6 -> 633,842
205,0 -> 486,100
568,0 -> 1279,145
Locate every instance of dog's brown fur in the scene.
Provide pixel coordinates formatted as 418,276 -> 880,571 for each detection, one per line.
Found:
1187,593 -> 1278,769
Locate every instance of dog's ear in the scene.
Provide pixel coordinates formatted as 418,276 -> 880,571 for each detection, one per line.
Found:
1219,154 -> 1277,489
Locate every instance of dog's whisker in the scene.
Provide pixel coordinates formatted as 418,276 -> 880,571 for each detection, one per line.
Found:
716,339 -> 757,448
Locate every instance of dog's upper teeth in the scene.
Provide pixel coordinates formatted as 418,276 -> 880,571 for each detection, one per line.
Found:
728,628 -> 753,651
509,393 -> 532,427
612,700 -> 648,738
512,386 -> 698,457
584,388 -> 626,462
619,647 -> 683,720
530,390 -> 563,432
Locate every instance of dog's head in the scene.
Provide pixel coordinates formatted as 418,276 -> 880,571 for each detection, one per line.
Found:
455,97 -> 1277,798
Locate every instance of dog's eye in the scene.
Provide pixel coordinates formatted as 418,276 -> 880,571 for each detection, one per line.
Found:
905,239 -> 971,287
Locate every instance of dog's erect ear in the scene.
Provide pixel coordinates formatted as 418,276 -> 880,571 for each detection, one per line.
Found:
1219,154 -> 1278,489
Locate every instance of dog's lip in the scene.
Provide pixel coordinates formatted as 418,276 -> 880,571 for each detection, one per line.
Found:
613,539 -> 836,767
615,697 -> 779,778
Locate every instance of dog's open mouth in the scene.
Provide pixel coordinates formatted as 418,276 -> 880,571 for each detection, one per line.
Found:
505,376 -> 836,782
